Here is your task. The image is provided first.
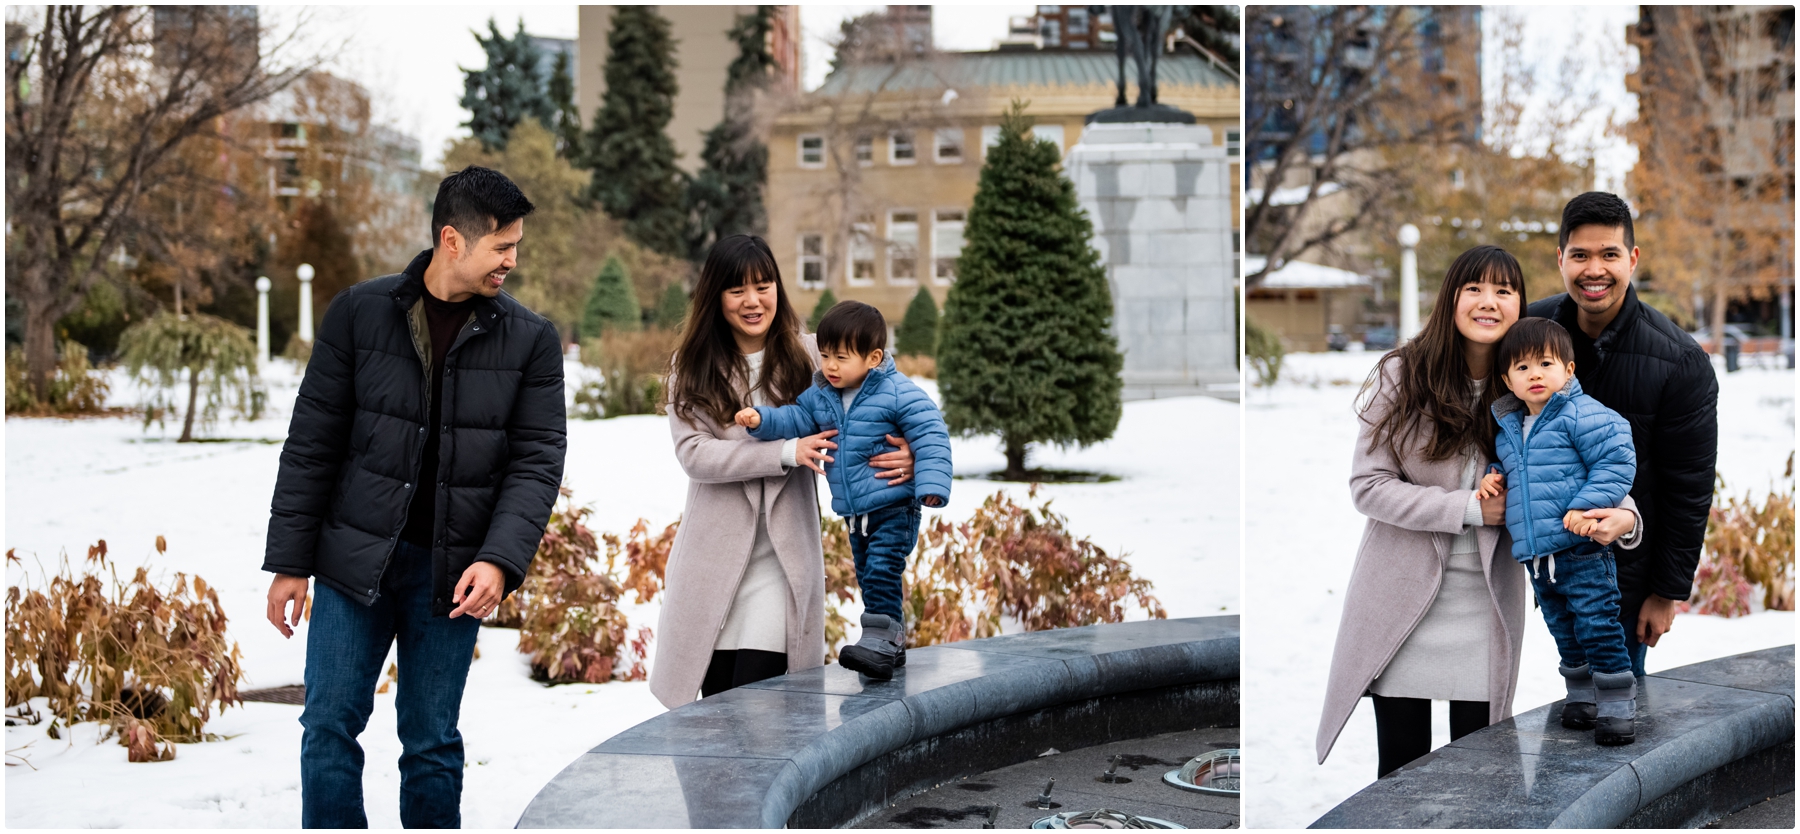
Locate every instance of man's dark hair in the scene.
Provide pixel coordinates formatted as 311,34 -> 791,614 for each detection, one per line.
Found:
431,166 -> 535,250
1558,191 -> 1634,251
815,300 -> 888,356
1498,317 -> 1577,374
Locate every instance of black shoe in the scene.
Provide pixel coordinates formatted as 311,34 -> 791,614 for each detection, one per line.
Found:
838,613 -> 905,681
1595,715 -> 1635,745
838,643 -> 896,680
1560,701 -> 1597,730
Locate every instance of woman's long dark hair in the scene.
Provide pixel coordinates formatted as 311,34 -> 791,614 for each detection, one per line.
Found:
666,235 -> 813,427
1358,244 -> 1526,462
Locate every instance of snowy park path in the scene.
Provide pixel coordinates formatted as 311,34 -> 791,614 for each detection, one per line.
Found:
5,362 -> 1236,828
1242,352 -> 1796,829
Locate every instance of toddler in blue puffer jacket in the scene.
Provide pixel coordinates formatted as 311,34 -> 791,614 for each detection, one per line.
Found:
1477,317 -> 1639,747
734,301 -> 951,681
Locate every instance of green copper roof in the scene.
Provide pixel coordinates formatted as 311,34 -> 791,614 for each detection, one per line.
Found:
814,51 -> 1235,96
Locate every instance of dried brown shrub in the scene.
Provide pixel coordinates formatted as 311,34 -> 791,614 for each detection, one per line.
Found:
574,328 -> 681,419
5,539 -> 243,762
908,486 -> 1166,648
1684,456 -> 1796,616
5,341 -> 113,416
495,488 -> 667,683
894,354 -> 937,380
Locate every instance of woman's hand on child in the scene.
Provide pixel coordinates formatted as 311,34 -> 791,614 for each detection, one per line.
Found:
795,430 -> 838,475
1475,472 -> 1505,500
734,408 -> 761,429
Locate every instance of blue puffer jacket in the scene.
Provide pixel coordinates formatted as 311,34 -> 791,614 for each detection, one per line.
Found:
747,354 -> 951,516
1492,377 -> 1637,561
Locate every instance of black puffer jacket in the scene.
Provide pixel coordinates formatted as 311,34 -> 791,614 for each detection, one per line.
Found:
263,250 -> 566,615
1529,285 -> 1718,603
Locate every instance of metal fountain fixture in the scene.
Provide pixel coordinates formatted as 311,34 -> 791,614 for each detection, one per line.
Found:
1164,749 -> 1240,796
1032,808 -> 1187,829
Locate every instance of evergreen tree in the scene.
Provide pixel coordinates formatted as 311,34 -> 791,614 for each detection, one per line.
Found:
895,286 -> 939,357
581,256 -> 641,340
937,103 -> 1122,479
546,50 -> 584,162
807,289 -> 838,332
654,282 -> 689,330
685,7 -> 776,260
586,7 -> 688,258
459,18 -> 554,151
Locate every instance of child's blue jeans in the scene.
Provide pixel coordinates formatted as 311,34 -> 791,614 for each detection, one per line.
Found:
1529,542 -> 1633,677
847,499 -> 922,624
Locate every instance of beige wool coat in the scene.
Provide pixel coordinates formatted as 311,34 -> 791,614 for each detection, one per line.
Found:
1315,357 -> 1528,764
649,337 -> 828,709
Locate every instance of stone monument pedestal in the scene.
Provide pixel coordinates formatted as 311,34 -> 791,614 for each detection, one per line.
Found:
1067,122 -> 1237,401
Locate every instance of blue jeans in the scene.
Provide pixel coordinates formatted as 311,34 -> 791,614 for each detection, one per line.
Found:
300,540 -> 481,828
1529,543 -> 1633,677
847,499 -> 921,624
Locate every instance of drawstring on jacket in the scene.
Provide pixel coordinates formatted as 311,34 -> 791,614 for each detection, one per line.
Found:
1533,554 -> 1562,587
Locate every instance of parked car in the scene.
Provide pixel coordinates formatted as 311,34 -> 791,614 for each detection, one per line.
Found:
1327,325 -> 1349,352
1362,326 -> 1398,351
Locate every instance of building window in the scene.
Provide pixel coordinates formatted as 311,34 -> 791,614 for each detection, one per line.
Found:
1227,130 -> 1240,157
1041,18 -> 1061,47
1068,6 -> 1089,35
855,135 -> 873,166
934,128 -> 964,163
889,131 -> 916,165
798,233 -> 826,289
799,134 -> 824,168
888,211 -> 920,284
932,210 -> 965,283
849,216 -> 876,285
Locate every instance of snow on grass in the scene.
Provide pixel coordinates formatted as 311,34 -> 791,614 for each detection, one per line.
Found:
5,360 -> 1235,827
1242,351 -> 1795,829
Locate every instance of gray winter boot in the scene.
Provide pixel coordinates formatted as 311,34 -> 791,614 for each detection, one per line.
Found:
1592,670 -> 1637,746
1558,663 -> 1598,730
838,613 -> 906,681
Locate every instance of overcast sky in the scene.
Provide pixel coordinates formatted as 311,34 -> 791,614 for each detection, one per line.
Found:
284,5 -> 1033,170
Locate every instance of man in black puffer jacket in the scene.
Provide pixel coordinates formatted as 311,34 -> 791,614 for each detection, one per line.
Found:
262,167 -> 566,828
1528,191 -> 1719,678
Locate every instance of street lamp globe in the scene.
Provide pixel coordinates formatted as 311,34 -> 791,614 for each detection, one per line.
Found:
296,263 -> 315,283
1397,224 -> 1420,248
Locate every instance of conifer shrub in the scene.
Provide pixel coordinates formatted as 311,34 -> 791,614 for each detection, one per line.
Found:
808,289 -> 838,332
586,6 -> 688,257
5,539 -> 243,762
1684,457 -> 1795,615
654,283 -> 690,330
895,286 -> 940,357
1245,317 -> 1285,386
582,255 -> 642,340
937,102 -> 1122,479
118,311 -> 265,441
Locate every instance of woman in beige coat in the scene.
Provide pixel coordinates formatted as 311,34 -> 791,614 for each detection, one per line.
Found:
1316,245 -> 1642,776
649,235 -> 915,709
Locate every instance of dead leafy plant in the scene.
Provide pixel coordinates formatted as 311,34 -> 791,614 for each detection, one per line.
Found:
5,341 -> 113,416
4,538 -> 243,762
821,517 -> 861,663
1685,455 -> 1796,616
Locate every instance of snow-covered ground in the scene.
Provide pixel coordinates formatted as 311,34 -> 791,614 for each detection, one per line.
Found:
1242,351 -> 1796,829
5,360 -> 1237,828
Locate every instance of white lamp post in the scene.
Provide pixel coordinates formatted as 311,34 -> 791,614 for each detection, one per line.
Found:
296,263 -> 315,344
255,276 -> 272,367
1398,224 -> 1421,342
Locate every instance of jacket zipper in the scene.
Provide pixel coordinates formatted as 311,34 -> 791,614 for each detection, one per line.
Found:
832,365 -> 883,518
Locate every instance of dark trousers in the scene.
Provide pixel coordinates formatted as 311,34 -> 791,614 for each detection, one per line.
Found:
1530,544 -> 1633,677
300,541 -> 481,828
700,649 -> 789,698
847,499 -> 922,624
1371,695 -> 1490,778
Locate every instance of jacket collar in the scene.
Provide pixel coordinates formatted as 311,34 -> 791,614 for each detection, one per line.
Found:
1492,375 -> 1583,422
1550,283 -> 1641,357
391,248 -> 508,322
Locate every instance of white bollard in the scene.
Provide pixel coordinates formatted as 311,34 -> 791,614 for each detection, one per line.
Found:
297,263 -> 315,344
1398,224 -> 1420,342
255,276 -> 271,368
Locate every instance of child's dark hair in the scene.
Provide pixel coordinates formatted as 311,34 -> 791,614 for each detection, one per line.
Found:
815,300 -> 887,356
1497,317 -> 1576,373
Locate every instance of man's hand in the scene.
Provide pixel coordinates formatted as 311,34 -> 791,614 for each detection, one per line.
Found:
1480,487 -> 1507,526
1637,594 -> 1678,647
1580,507 -> 1638,546
796,429 -> 839,475
450,561 -> 506,619
869,434 -> 915,485
735,407 -> 762,429
267,575 -> 311,638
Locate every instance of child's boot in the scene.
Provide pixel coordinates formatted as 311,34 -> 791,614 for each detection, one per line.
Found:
1592,670 -> 1637,746
1558,663 -> 1597,730
838,613 -> 905,681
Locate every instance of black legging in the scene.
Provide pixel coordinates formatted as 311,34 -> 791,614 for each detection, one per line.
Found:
699,649 -> 789,698
1372,695 -> 1490,778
